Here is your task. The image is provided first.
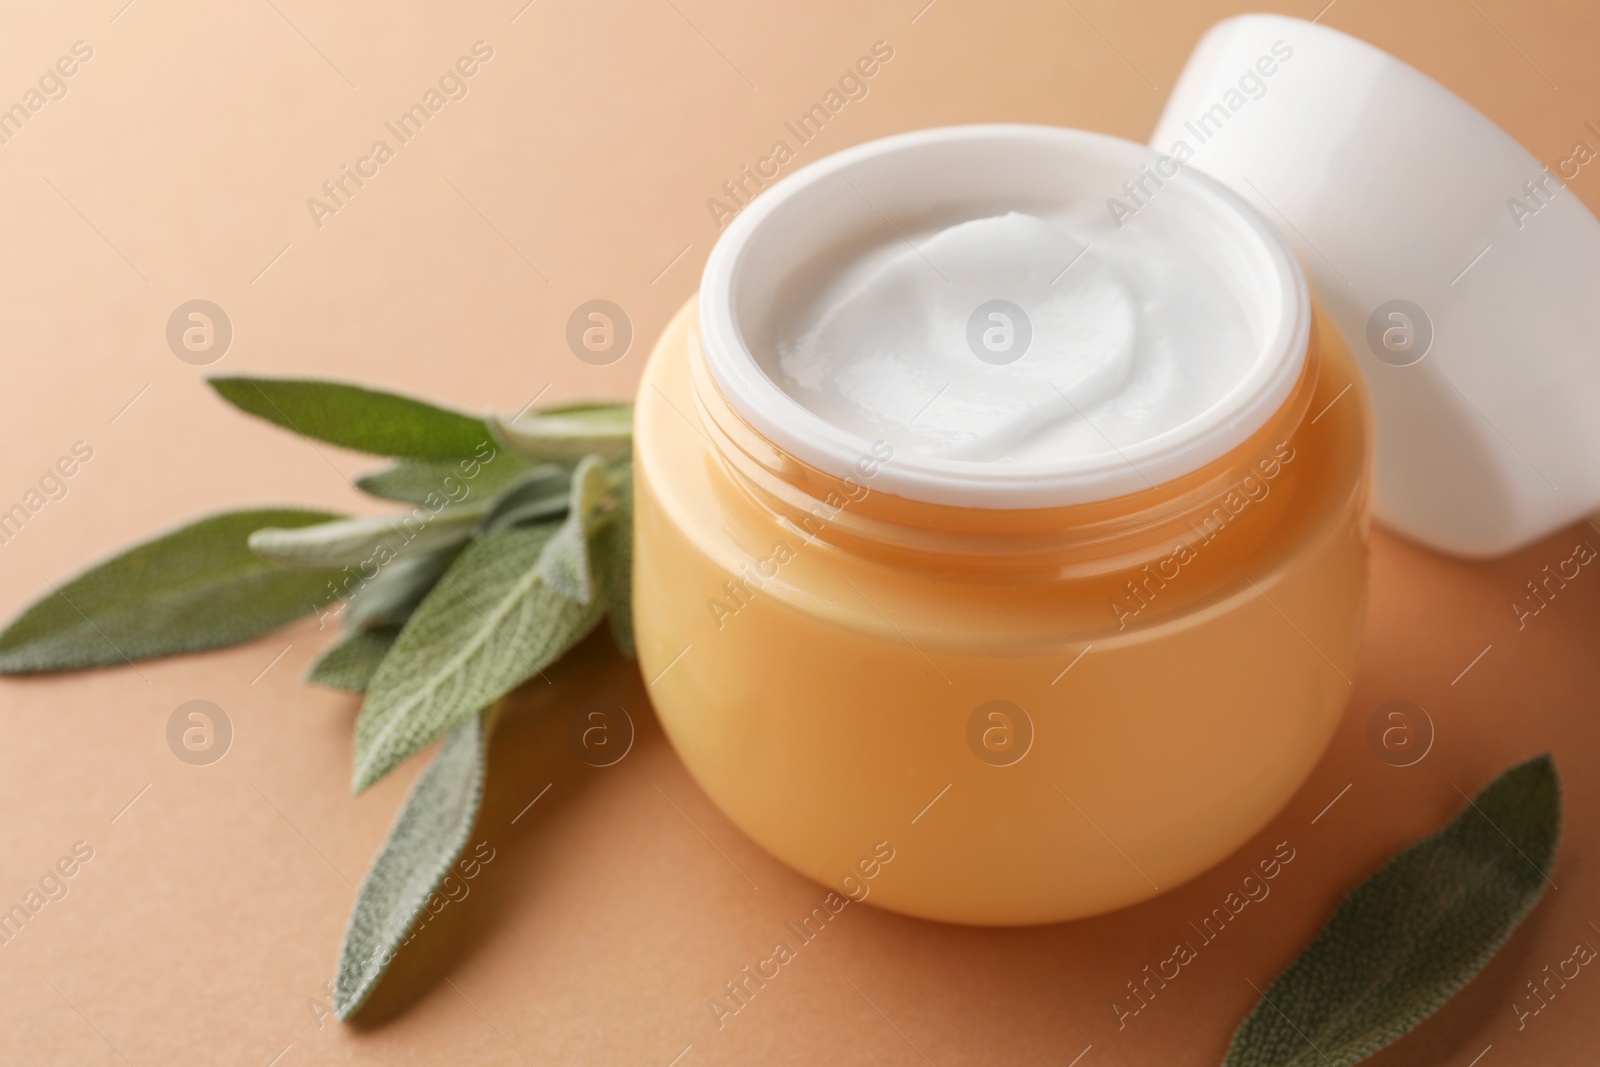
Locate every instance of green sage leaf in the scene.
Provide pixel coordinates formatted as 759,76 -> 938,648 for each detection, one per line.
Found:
0,509 -> 342,673
343,545 -> 464,632
594,461 -> 634,656
1224,754 -> 1560,1067
335,709 -> 490,1018
352,524 -> 602,792
479,466 -> 572,532
210,377 -> 494,460
492,402 -> 632,465
248,506 -> 482,569
306,626 -> 399,692
355,451 -> 532,506
536,456 -> 614,603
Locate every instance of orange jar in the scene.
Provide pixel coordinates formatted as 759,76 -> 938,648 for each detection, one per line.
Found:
633,127 -> 1371,924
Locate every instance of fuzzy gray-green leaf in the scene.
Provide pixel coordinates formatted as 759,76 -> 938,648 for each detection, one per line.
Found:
335,710 -> 489,1018
492,403 -> 632,465
306,627 -> 399,692
352,524 -> 602,792
210,377 -> 494,460
356,451 -> 532,506
343,546 -> 464,633
0,509 -> 343,673
1224,754 -> 1560,1067
536,455 -> 613,603
595,461 -> 634,656
248,506 -> 482,569
480,466 -> 572,532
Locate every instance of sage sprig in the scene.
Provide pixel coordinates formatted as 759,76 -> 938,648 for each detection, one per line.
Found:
1224,754 -> 1560,1066
0,376 -> 634,1017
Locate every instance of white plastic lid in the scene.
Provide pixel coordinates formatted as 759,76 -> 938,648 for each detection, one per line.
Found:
1155,14 -> 1600,557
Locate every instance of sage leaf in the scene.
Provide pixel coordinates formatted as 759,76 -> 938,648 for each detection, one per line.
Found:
492,402 -> 632,465
306,626 -> 399,692
248,506 -> 482,569
210,377 -> 495,460
335,709 -> 490,1018
535,456 -> 613,603
0,509 -> 343,673
480,466 -> 572,532
353,524 -> 602,792
356,451 -> 532,506
1224,754 -> 1560,1067
594,461 -> 635,656
343,545 -> 464,632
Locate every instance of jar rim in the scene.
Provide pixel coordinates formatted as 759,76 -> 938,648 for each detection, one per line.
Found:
698,124 -> 1312,509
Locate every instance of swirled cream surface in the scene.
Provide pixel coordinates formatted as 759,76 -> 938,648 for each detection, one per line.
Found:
761,211 -> 1259,463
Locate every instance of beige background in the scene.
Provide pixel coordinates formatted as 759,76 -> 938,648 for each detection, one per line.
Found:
2,0 -> 1599,1063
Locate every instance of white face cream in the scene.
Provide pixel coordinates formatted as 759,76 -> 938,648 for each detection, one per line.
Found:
765,210 -> 1259,465
701,126 -> 1310,508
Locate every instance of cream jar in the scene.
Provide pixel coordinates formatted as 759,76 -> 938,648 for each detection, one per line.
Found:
634,126 -> 1370,924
